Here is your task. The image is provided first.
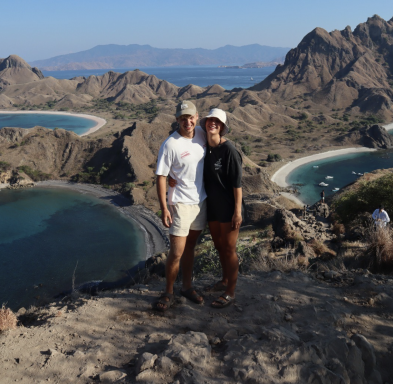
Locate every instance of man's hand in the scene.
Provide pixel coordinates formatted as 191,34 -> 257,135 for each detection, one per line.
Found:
161,208 -> 172,228
168,175 -> 177,188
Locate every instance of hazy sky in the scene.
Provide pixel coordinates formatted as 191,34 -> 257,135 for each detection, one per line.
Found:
1,0 -> 392,62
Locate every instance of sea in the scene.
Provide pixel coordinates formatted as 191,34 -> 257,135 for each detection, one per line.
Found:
42,65 -> 276,90
0,113 -> 96,136
0,188 -> 146,311
287,147 -> 393,205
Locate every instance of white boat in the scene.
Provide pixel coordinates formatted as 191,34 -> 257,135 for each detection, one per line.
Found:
313,166 -> 319,168
358,173 -> 364,176
319,182 -> 329,187
250,77 -> 254,81
352,171 -> 357,174
332,188 -> 340,192
325,176 -> 333,179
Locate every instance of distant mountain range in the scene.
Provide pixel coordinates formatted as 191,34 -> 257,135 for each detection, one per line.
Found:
29,44 -> 289,70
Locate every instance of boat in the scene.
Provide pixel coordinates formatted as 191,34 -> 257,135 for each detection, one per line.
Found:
358,173 -> 364,176
332,188 -> 340,192
352,171 -> 357,174
319,182 -> 329,187
250,77 -> 254,81
313,166 -> 319,168
325,176 -> 333,179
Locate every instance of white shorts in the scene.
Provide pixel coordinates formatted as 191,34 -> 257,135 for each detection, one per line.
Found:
169,200 -> 207,236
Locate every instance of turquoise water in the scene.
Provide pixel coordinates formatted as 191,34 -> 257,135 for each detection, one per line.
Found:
287,149 -> 393,205
0,113 -> 96,135
0,188 -> 146,311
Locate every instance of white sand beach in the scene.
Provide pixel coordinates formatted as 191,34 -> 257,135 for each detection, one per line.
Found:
383,122 -> 393,131
271,147 -> 377,188
0,110 -> 106,136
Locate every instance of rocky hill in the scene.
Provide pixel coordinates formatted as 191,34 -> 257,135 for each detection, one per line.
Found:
0,55 -> 43,91
30,44 -> 290,70
250,15 -> 393,119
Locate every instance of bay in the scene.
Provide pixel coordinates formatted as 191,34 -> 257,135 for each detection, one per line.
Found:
0,188 -> 146,311
0,113 -> 96,135
287,148 -> 393,205
42,65 -> 276,90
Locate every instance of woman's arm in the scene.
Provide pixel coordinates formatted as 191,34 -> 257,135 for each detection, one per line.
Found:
232,187 -> 242,230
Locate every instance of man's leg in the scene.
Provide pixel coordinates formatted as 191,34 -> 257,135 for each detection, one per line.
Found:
180,229 -> 202,291
165,235 -> 187,294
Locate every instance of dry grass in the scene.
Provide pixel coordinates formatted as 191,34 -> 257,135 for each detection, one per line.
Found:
249,247 -> 305,273
365,226 -> 393,273
0,305 -> 17,332
308,239 -> 329,256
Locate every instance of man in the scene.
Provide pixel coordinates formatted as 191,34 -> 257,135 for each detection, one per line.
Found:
154,100 -> 207,311
372,205 -> 390,228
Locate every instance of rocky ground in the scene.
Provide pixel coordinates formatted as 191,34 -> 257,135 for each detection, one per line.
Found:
1,265 -> 393,384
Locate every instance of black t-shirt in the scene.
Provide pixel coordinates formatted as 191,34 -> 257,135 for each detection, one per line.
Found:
204,140 -> 242,220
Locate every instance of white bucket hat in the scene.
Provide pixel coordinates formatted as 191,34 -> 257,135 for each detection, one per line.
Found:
200,108 -> 229,136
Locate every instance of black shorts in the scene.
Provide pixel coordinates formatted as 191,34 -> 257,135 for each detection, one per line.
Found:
206,199 -> 244,224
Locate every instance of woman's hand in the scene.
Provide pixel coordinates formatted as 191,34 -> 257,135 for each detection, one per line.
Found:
232,212 -> 242,230
168,175 -> 177,188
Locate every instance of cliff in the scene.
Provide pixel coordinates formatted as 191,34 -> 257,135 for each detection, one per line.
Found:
250,15 -> 393,117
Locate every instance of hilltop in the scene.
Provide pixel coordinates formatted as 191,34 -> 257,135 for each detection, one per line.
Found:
250,14 -> 393,119
30,43 -> 290,70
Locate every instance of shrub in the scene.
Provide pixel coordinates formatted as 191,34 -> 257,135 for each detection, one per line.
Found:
308,239 -> 328,256
267,153 -> 282,162
364,226 -> 393,273
0,305 -> 17,332
0,161 -> 11,172
241,145 -> 251,156
17,166 -> 52,181
332,173 -> 393,224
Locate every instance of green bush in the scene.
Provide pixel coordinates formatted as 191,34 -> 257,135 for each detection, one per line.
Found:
332,173 -> 393,224
267,153 -> 282,162
242,145 -> 251,156
0,161 -> 11,172
17,166 -> 52,181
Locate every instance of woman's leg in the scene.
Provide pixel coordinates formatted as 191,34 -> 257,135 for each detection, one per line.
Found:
208,221 -> 228,285
218,222 -> 239,298
210,221 -> 239,303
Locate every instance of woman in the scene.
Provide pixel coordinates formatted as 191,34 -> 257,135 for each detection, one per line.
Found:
169,108 -> 243,308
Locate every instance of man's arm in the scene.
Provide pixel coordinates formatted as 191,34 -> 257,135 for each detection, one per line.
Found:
156,175 -> 172,228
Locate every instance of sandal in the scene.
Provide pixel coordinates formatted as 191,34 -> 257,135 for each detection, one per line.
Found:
154,292 -> 175,312
180,287 -> 204,305
204,281 -> 228,292
211,294 -> 234,309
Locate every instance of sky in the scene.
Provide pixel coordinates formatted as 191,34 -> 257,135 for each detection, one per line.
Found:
1,0 -> 392,62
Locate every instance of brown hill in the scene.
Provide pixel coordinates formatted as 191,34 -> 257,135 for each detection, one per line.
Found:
0,55 -> 43,90
250,15 -> 393,118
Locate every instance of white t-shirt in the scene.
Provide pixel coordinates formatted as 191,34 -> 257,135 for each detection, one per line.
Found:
372,209 -> 390,227
156,126 -> 207,205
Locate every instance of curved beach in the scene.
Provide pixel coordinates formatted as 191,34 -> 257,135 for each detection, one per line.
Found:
0,110 -> 106,136
271,147 -> 377,188
35,181 -> 168,259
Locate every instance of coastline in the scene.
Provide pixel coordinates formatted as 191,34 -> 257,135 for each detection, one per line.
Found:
35,181 -> 168,259
271,147 -> 377,205
0,110 -> 106,136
